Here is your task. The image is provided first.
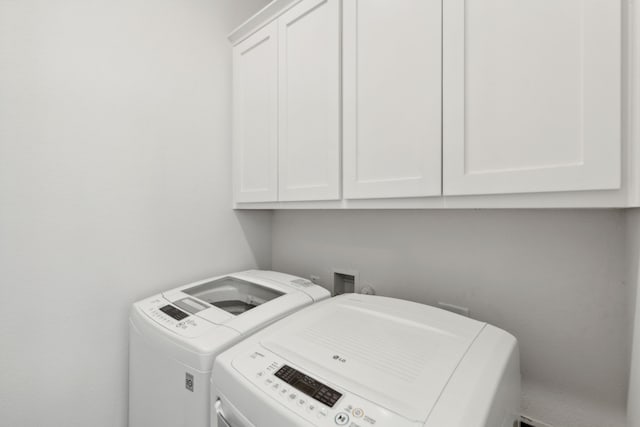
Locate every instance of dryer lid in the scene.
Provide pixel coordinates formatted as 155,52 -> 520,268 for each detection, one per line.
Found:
261,295 -> 485,423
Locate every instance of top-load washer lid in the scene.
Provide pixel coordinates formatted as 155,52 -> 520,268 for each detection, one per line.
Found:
260,294 -> 486,423
155,271 -> 327,337
182,276 -> 284,315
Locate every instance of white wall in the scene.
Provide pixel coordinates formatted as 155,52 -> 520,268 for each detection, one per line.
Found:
272,210 -> 628,427
628,209 -> 640,427
0,1 -> 270,426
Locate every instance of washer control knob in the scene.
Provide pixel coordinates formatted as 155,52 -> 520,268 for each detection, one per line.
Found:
335,412 -> 350,425
352,408 -> 364,418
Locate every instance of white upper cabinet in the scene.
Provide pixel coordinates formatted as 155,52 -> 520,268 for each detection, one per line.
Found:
442,0 -> 622,196
230,0 -> 630,208
343,0 -> 442,199
232,22 -> 279,203
278,0 -> 341,201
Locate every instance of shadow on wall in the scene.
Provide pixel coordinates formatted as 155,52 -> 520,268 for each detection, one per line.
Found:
627,210 -> 640,427
235,210 -> 273,270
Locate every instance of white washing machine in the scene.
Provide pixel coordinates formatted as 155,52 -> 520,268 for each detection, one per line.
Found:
211,294 -> 521,427
128,270 -> 330,427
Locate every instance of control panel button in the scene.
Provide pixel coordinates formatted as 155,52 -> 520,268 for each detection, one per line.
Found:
352,408 -> 364,418
307,403 -> 316,413
335,412 -> 350,425
288,393 -> 297,401
318,407 -> 328,418
297,398 -> 306,407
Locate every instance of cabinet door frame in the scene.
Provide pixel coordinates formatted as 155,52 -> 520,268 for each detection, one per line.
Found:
442,0 -> 622,196
342,0 -> 443,200
232,22 -> 279,203
277,0 -> 342,201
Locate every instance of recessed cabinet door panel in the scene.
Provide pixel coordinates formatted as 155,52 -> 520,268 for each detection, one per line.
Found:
278,0 -> 341,201
343,0 -> 442,199
233,22 -> 278,203
443,0 -> 621,196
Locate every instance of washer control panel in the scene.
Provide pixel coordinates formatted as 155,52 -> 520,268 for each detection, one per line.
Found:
232,349 -> 417,427
274,364 -> 343,408
137,296 -> 214,338
159,304 -> 189,320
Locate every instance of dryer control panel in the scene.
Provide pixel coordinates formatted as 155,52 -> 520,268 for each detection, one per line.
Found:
231,349 -> 420,427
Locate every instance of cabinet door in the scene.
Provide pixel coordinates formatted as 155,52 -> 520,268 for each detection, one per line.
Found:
232,22 -> 278,203
278,0 -> 341,201
443,0 -> 621,196
343,0 -> 442,200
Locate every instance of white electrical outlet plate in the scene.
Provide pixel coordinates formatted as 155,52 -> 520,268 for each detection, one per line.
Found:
360,285 -> 375,295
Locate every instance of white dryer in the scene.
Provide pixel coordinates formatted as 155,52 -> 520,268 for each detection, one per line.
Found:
211,294 -> 520,427
128,270 -> 330,427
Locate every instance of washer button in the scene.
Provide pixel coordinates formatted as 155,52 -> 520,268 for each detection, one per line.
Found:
318,407 -> 328,418
335,412 -> 350,425
352,408 -> 364,418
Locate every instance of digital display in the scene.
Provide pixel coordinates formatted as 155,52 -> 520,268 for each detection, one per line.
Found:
159,304 -> 189,321
274,365 -> 342,408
